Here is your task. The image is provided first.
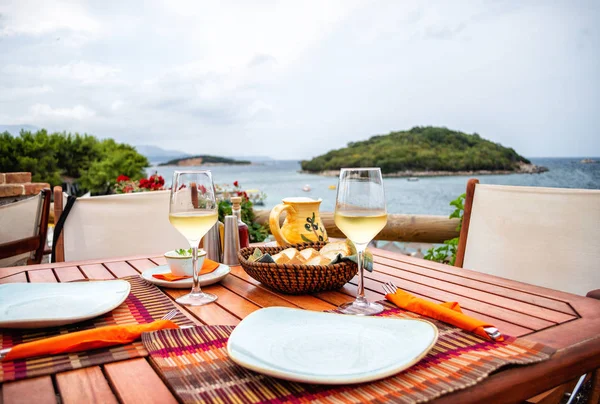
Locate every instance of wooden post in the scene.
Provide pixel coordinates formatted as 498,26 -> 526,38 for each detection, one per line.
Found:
253,210 -> 459,243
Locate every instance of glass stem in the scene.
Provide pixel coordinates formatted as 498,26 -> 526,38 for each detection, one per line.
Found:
355,243 -> 367,304
191,244 -> 202,295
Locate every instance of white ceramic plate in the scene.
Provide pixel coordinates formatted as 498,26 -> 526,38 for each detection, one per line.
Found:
227,307 -> 438,385
140,264 -> 231,289
0,280 -> 131,329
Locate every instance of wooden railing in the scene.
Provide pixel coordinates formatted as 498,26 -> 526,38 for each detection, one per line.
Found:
254,210 -> 458,243
48,205 -> 459,243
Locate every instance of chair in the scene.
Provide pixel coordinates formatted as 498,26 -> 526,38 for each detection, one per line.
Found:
53,187 -> 188,262
0,189 -> 51,268
455,179 -> 600,404
456,179 -> 600,296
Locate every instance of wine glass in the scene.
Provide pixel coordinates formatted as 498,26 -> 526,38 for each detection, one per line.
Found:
334,168 -> 388,315
169,171 -> 218,306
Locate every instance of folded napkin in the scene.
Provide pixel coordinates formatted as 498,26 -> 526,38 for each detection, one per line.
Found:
2,320 -> 179,362
385,289 -> 504,341
153,259 -> 220,282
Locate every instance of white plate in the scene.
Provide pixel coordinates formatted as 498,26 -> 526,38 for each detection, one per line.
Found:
227,307 -> 438,385
0,280 -> 131,329
140,264 -> 231,289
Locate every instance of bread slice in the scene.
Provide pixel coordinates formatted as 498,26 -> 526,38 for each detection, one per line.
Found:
272,252 -> 291,264
305,255 -> 332,266
319,241 -> 351,257
298,248 -> 319,261
280,248 -> 299,260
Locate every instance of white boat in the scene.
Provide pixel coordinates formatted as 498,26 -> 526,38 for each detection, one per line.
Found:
302,184 -> 311,192
407,177 -> 419,182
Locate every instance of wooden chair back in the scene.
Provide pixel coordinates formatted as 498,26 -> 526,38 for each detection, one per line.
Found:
456,179 -> 600,296
0,189 -> 51,267
52,187 -> 188,262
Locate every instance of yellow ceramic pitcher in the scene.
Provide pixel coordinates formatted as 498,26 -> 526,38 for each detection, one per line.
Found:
269,197 -> 328,246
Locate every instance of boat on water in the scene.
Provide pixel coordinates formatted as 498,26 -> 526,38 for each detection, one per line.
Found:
407,177 -> 419,182
302,184 -> 311,192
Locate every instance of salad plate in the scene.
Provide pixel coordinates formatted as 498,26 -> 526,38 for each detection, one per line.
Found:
0,280 -> 131,329
227,307 -> 438,384
140,264 -> 230,289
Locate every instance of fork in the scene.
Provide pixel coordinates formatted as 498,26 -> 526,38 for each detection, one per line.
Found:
381,281 -> 502,341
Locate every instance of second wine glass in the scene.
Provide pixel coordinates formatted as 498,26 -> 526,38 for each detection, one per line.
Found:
334,167 -> 388,315
169,171 -> 218,306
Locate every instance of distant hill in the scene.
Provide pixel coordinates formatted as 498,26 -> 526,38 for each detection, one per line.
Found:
135,145 -> 190,164
159,155 -> 251,166
301,126 -> 547,176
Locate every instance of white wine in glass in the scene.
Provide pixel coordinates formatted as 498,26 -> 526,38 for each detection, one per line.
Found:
334,168 -> 388,315
169,171 -> 218,306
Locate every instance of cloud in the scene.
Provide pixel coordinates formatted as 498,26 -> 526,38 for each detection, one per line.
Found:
0,0 -> 100,38
2,62 -> 121,85
28,104 -> 96,121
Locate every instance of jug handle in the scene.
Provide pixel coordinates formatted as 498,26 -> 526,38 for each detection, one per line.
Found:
269,203 -> 294,246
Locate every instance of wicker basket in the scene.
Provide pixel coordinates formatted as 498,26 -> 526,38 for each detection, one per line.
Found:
237,242 -> 358,295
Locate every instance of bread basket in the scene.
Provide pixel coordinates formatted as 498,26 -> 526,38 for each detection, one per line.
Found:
237,242 -> 358,295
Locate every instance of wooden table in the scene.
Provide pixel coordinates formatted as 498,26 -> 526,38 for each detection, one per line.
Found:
1,249 -> 599,404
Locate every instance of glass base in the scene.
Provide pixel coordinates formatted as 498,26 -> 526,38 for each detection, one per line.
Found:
338,298 -> 384,316
176,292 -> 217,306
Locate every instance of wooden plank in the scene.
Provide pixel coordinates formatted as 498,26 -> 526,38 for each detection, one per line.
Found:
27,269 -> 57,283
220,274 -> 298,309
361,268 -> 556,330
341,276 -> 534,337
2,376 -> 56,404
373,252 -> 577,315
150,257 -> 167,266
126,259 -> 158,273
56,367 -> 117,404
374,249 -> 590,305
206,284 -> 262,319
53,266 -> 86,282
164,287 -> 241,325
104,261 -> 139,278
228,266 -> 336,311
372,261 -> 576,324
0,273 -> 27,284
104,358 -> 177,404
79,264 -> 114,280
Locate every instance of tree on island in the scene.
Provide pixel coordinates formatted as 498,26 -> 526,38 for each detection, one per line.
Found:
301,126 -> 532,174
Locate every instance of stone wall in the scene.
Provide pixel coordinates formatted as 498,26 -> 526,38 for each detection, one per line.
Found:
0,172 -> 50,205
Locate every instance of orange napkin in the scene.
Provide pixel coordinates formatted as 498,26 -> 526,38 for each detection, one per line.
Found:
2,320 -> 179,362
152,259 -> 220,282
385,289 -> 504,341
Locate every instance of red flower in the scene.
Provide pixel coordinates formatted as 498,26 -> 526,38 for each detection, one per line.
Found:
139,178 -> 151,189
123,185 -> 133,193
233,181 -> 239,188
199,185 -> 207,194
116,175 -> 130,182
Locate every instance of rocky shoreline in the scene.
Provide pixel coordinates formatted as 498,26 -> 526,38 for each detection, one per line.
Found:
301,162 -> 549,178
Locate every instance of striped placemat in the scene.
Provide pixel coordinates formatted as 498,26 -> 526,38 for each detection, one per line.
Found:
143,303 -> 555,404
0,276 -> 193,382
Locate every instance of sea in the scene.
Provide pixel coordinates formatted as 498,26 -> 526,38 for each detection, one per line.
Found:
148,158 -> 600,216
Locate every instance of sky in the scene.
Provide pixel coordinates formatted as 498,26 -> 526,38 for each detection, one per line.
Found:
0,0 -> 599,159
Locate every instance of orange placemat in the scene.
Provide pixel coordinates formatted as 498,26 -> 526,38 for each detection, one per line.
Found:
143,302 -> 554,403
0,276 -> 193,382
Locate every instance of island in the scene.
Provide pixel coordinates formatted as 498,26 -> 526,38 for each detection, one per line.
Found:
301,126 -> 548,177
159,155 -> 251,167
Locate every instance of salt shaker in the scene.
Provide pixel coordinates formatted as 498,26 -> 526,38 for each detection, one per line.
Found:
203,221 -> 222,262
223,215 -> 240,265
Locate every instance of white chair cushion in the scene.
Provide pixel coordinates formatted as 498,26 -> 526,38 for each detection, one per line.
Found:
463,184 -> 600,296
61,191 -> 189,262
